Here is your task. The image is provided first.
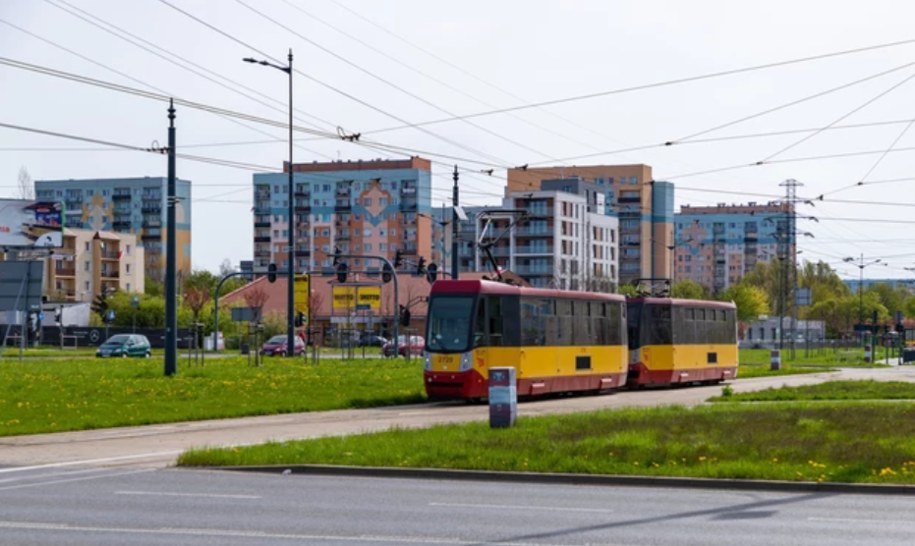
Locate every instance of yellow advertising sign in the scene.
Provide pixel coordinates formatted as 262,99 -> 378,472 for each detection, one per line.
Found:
357,286 -> 381,311
332,286 -> 356,312
294,274 -> 309,316
332,285 -> 381,312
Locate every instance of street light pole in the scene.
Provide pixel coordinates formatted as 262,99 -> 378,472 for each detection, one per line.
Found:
244,49 -> 296,358
844,253 -> 883,326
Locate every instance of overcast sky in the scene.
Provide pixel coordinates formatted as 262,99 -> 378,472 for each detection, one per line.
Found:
2,0 -> 915,281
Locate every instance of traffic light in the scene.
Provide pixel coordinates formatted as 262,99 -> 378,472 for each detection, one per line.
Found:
394,250 -> 403,269
426,262 -> 438,284
267,263 -> 277,283
382,262 -> 394,284
295,311 -> 305,327
27,312 -> 37,333
333,246 -> 342,266
336,261 -> 349,283
399,304 -> 411,327
416,256 -> 427,275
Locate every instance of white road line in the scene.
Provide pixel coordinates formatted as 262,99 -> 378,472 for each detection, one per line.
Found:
429,501 -> 614,513
0,520 -> 624,545
0,469 -> 151,491
0,450 -> 183,474
115,490 -> 261,500
808,516 -> 912,525
0,467 -> 106,484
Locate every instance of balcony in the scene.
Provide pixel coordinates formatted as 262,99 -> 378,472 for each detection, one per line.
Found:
142,231 -> 161,240
400,199 -> 417,211
254,221 -> 271,228
112,191 -> 131,200
112,221 -> 131,230
100,250 -> 120,260
254,250 -> 271,258
141,204 -> 161,214
254,236 -> 271,243
516,244 -> 553,254
55,267 -> 76,277
334,201 -> 352,212
294,204 -> 312,213
100,269 -> 120,279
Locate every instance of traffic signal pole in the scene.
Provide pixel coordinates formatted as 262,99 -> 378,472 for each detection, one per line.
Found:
335,254 -> 399,350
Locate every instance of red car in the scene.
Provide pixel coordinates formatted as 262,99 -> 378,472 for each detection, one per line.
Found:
259,335 -> 305,356
383,335 -> 425,357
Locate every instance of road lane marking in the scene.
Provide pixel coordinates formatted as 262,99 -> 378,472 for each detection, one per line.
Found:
0,450 -> 183,474
0,520 -> 636,545
429,501 -> 614,513
808,516 -> 914,525
116,490 -> 261,499
0,470 -> 151,491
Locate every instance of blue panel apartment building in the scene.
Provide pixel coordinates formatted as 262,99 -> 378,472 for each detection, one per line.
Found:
35,177 -> 192,283
251,158 -> 433,275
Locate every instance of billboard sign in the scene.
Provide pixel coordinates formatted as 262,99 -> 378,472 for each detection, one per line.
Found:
0,199 -> 63,248
294,274 -> 309,316
332,285 -> 381,313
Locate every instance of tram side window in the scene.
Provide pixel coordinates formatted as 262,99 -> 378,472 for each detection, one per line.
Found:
487,296 -> 504,346
520,297 -> 550,345
650,305 -> 672,345
473,298 -> 486,347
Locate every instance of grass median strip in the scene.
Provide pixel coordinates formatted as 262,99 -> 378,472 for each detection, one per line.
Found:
0,356 -> 425,436
179,386 -> 915,484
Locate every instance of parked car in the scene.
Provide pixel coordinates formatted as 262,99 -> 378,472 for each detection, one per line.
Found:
382,335 -> 425,357
96,334 -> 152,358
360,335 -> 388,347
260,334 -> 305,357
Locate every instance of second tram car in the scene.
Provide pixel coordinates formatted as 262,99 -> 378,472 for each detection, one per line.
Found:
423,280 -> 628,400
626,297 -> 738,386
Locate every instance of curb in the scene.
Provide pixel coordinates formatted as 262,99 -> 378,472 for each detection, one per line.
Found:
210,464 -> 915,496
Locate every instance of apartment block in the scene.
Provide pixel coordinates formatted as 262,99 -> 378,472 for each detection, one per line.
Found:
44,228 -> 144,302
35,177 -> 192,284
507,164 -> 673,285
468,189 -> 619,290
252,157 -> 433,275
674,201 -> 795,293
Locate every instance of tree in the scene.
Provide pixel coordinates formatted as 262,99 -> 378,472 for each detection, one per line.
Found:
243,287 -> 269,323
718,283 -> 769,322
670,279 -> 709,300
183,285 -> 211,326
17,167 -> 34,200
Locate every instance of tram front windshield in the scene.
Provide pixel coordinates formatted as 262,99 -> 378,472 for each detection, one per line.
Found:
425,295 -> 475,353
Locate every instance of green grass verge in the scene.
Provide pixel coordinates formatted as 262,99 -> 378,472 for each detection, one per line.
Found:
712,380 -> 915,402
178,402 -> 915,484
0,346 -> 891,437
0,356 -> 425,436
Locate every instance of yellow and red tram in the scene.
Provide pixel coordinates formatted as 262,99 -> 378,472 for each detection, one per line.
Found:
626,297 -> 739,386
423,280 -> 629,400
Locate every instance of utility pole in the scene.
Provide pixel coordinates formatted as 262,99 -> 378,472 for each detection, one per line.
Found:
451,165 -> 459,280
164,99 -> 177,376
780,178 -> 801,359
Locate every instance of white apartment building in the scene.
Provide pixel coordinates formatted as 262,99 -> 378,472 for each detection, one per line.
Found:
474,190 -> 619,291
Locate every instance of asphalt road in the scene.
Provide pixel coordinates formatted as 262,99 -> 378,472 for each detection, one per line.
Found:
3,365 -> 915,470
2,467 -> 914,545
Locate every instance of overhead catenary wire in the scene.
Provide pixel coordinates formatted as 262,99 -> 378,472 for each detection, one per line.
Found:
155,0 -> 522,169
358,35 -> 915,133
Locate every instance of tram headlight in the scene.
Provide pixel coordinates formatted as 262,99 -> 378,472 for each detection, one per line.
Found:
423,353 -> 432,371
459,353 -> 472,372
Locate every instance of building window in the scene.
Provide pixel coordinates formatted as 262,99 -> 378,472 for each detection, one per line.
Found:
126,264 -> 131,273
84,261 -> 90,272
